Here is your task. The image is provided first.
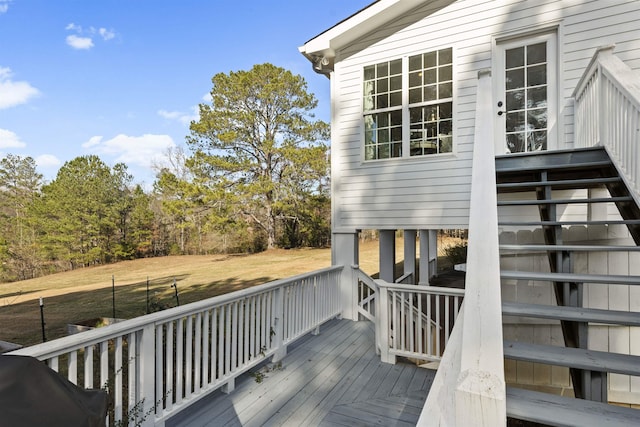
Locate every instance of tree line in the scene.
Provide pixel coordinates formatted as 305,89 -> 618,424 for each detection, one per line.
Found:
0,64 -> 330,282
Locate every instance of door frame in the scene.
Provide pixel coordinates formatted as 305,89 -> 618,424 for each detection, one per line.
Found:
492,26 -> 561,155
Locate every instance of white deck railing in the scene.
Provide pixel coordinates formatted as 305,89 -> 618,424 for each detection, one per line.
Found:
354,267 -> 464,364
9,266 -> 342,427
574,45 -> 640,200
377,281 -> 464,364
355,267 -> 377,322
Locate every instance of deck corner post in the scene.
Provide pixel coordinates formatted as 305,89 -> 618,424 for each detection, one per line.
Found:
332,231 -> 359,320
377,281 -> 396,364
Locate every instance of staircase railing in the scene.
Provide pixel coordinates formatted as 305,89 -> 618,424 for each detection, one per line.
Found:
355,267 -> 377,322
419,69 -> 506,426
376,280 -> 463,364
9,266 -> 343,427
574,45 -> 640,201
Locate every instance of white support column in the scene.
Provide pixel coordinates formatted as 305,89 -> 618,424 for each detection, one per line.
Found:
428,229 -> 438,279
404,230 -> 417,283
419,230 -> 437,285
332,231 -> 359,321
379,230 -> 396,283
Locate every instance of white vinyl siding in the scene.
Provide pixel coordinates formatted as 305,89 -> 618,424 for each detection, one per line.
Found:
329,0 -> 640,231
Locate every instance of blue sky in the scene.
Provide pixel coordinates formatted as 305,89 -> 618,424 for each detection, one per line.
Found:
0,0 -> 370,187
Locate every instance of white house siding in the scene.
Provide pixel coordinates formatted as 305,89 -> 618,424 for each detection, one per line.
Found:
329,0 -> 640,231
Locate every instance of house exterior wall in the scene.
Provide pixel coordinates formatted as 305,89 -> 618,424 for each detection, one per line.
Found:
329,0 -> 640,232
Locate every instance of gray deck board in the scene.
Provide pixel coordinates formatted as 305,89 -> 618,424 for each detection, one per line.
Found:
167,319 -> 433,427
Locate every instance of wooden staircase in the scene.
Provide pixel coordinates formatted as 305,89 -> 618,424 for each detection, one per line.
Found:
495,146 -> 640,426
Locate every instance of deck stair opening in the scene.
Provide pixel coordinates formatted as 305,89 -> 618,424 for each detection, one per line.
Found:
495,146 -> 640,425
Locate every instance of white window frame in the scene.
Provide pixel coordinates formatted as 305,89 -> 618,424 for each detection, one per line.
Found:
362,47 -> 454,162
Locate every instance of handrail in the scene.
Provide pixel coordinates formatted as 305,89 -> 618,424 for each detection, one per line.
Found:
10,266 -> 343,427
395,271 -> 413,284
574,45 -> 640,202
354,266 -> 378,322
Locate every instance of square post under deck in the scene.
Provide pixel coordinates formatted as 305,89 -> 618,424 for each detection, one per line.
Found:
419,230 -> 438,285
379,230 -> 396,283
404,230 -> 417,283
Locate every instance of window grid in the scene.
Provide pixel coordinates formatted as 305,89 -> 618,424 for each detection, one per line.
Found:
408,48 -> 453,156
363,59 -> 403,160
505,42 -> 548,153
363,48 -> 453,161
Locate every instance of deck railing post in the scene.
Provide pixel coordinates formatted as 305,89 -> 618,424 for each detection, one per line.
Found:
272,285 -> 287,363
138,324 -> 156,427
332,232 -> 359,320
377,280 -> 395,364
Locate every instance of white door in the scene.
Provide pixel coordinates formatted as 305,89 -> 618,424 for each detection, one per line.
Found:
495,32 -> 558,154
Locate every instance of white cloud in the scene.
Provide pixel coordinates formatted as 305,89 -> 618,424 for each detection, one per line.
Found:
158,106 -> 199,126
65,22 -> 81,31
65,23 -> 117,50
83,135 -> 102,148
35,154 -> 61,168
0,1 -> 9,14
99,28 -> 115,41
66,34 -> 94,50
0,67 -> 40,109
0,128 -> 26,148
82,133 -> 176,168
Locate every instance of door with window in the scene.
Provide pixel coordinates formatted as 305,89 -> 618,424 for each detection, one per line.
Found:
495,32 -> 557,154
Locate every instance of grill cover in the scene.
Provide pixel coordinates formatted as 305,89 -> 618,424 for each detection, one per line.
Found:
0,355 -> 107,427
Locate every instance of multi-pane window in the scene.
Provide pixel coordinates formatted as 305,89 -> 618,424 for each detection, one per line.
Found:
363,59 -> 402,160
363,48 -> 453,160
505,42 -> 548,152
408,48 -> 453,156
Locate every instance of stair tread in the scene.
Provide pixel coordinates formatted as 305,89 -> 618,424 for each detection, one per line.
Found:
500,244 -> 640,252
502,302 -> 640,326
501,270 -> 640,285
506,386 -> 640,426
498,196 -> 632,206
504,340 -> 640,376
499,219 -> 640,226
497,177 -> 622,188
496,159 -> 613,173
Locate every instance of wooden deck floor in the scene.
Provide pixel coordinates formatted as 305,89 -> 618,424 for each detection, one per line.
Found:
166,319 -> 435,427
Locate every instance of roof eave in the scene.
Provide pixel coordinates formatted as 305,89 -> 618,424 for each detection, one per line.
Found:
299,0 -> 436,74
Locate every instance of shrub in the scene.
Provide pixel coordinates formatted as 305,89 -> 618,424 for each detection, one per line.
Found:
444,242 -> 468,265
